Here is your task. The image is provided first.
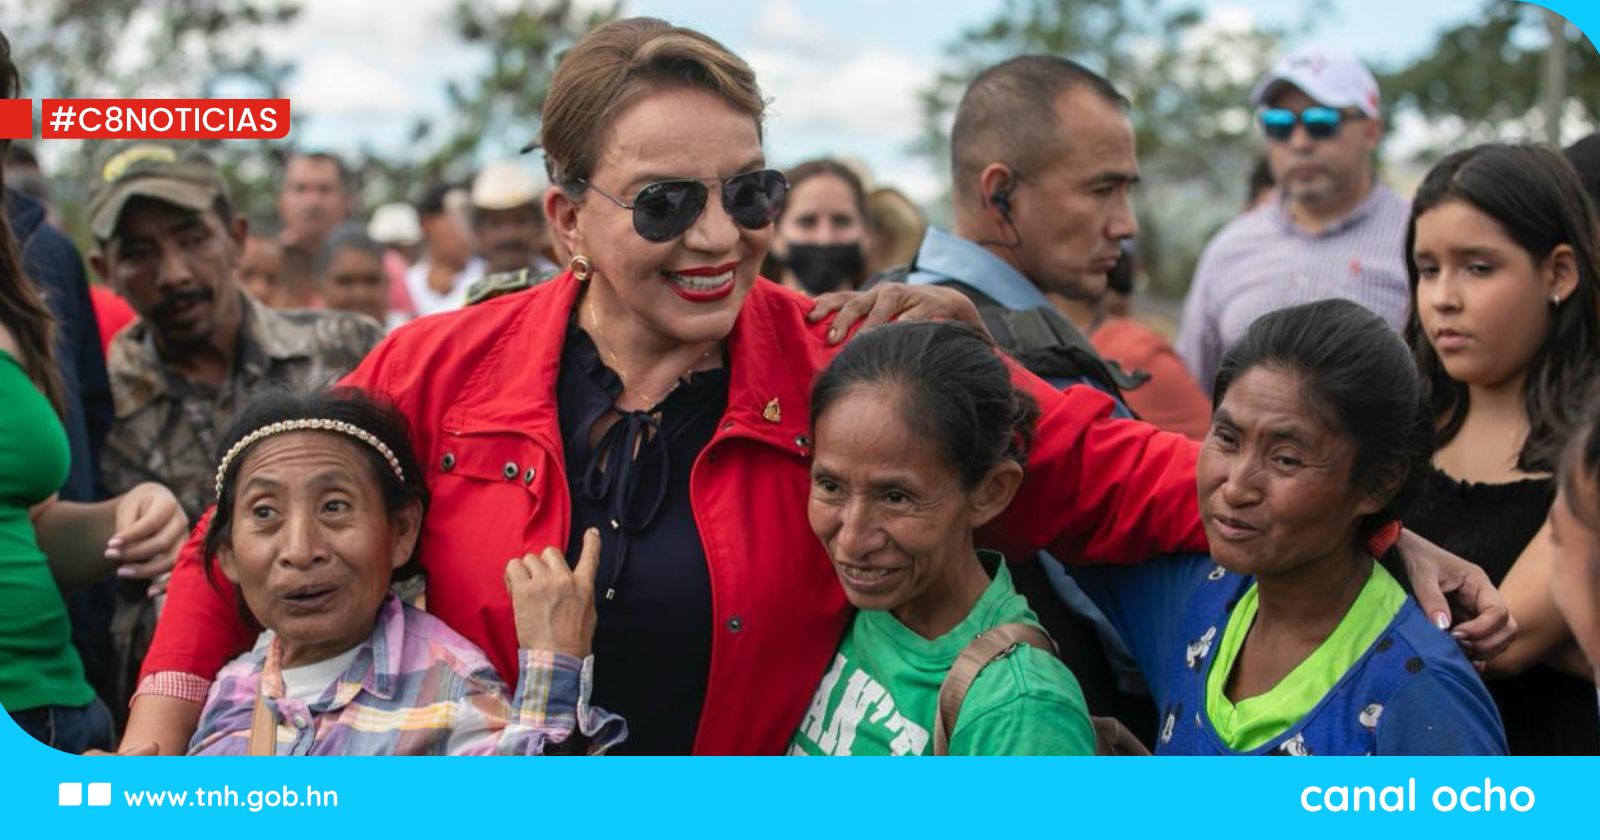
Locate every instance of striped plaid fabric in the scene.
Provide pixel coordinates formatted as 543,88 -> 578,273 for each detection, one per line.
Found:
1177,183 -> 1413,391
187,594 -> 626,755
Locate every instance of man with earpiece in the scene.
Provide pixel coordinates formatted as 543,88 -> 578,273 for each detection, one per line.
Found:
866,55 -> 1157,745
872,55 -> 1145,402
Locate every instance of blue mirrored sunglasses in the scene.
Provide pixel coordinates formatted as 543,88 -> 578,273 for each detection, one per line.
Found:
1259,106 -> 1351,142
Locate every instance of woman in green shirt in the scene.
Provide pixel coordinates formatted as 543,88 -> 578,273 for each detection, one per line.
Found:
1,285 -> 187,755
789,321 -> 1094,756
0,63 -> 188,749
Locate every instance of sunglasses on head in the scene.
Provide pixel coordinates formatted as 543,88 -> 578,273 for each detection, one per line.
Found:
1259,106 -> 1358,142
579,169 -> 789,243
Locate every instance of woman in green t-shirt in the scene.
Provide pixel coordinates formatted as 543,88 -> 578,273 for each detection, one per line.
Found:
788,321 -> 1094,756
0,286 -> 187,755
0,48 -> 189,749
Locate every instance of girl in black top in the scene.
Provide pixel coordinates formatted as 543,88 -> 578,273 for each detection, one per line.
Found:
1403,143 -> 1600,754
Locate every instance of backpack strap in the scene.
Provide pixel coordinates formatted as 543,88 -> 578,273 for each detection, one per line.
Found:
865,263 -> 1150,398
248,686 -> 277,756
933,622 -> 1152,756
934,623 -> 1056,756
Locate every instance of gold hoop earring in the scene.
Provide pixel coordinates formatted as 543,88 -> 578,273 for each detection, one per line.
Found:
570,254 -> 593,282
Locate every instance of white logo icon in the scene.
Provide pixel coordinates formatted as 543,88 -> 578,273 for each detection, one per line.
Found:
58,782 -> 112,807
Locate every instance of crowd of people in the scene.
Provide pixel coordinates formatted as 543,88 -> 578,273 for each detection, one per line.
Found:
2,16 -> 1598,756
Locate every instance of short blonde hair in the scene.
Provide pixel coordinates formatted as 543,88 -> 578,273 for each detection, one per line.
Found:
540,18 -> 765,192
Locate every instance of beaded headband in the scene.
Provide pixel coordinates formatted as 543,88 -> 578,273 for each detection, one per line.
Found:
214,418 -> 406,499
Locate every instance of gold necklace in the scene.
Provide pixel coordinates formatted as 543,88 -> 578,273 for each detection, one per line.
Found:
585,296 -> 717,410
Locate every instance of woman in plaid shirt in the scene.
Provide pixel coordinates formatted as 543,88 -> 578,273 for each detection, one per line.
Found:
173,388 -> 625,756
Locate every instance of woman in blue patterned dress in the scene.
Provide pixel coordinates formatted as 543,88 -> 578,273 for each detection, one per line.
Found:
1076,299 -> 1507,755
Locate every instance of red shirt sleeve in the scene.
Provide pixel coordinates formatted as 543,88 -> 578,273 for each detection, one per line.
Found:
137,508 -> 255,683
978,361 -> 1208,566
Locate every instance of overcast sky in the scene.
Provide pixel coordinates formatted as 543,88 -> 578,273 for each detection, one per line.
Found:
276,0 -> 1544,203
16,0 -> 1587,203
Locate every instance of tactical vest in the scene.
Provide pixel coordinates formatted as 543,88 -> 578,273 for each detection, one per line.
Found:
868,264 -> 1149,405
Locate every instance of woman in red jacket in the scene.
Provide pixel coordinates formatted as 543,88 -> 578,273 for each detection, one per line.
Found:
124,18 -> 1510,755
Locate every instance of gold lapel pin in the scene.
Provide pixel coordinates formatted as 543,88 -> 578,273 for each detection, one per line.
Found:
762,397 -> 781,424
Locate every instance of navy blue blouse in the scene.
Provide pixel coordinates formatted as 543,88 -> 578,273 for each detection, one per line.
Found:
557,317 -> 727,755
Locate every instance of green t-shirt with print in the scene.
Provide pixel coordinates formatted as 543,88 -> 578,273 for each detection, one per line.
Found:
788,555 -> 1095,756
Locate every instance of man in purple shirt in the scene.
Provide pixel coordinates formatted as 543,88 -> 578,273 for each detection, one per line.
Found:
1177,46 -> 1411,390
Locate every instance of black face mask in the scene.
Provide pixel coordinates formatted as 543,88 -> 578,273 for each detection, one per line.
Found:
784,242 -> 865,296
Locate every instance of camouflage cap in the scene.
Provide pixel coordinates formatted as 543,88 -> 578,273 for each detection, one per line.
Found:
87,141 -> 231,241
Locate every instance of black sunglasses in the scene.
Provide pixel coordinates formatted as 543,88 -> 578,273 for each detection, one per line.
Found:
1259,106 -> 1360,142
579,169 -> 789,243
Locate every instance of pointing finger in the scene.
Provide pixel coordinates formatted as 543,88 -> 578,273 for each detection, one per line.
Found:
574,527 -> 601,586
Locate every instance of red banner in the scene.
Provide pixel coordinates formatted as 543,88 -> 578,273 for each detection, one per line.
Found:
39,99 -> 290,140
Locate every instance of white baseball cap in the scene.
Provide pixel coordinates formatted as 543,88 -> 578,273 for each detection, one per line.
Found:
470,161 -> 546,210
367,202 -> 422,246
1250,46 -> 1381,118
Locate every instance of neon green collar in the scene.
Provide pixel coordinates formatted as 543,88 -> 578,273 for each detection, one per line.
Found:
1205,561 -> 1406,751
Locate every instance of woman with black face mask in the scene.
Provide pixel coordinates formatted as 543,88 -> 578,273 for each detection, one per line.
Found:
770,159 -> 869,296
